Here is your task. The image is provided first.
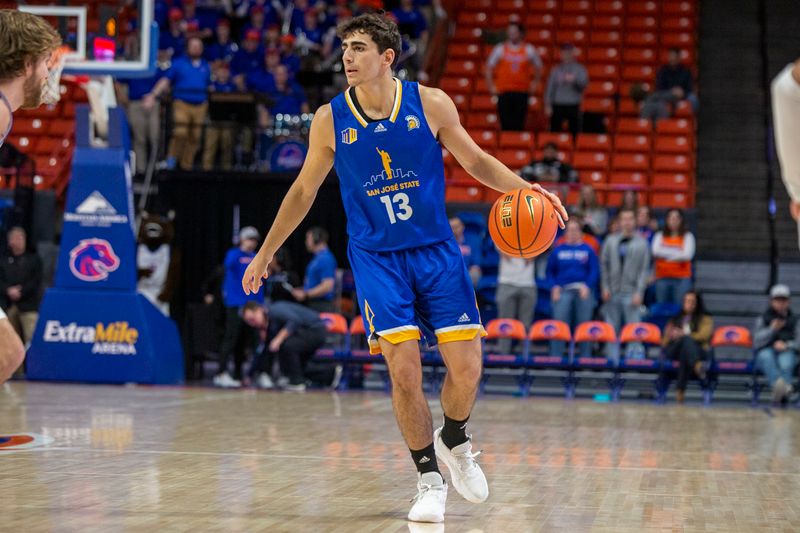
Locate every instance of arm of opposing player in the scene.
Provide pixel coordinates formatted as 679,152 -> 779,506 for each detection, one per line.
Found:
424,87 -> 567,225
242,105 -> 335,294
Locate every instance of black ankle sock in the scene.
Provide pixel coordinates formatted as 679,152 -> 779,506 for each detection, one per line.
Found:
410,442 -> 440,476
441,414 -> 469,449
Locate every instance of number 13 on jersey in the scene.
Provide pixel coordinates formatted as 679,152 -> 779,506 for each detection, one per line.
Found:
380,193 -> 413,224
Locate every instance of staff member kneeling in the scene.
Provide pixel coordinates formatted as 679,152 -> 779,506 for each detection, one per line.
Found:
241,300 -> 328,392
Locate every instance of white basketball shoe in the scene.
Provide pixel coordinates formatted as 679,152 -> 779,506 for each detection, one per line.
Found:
408,472 -> 447,523
434,427 -> 489,503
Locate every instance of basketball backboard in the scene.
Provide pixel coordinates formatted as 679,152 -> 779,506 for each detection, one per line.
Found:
18,0 -> 157,78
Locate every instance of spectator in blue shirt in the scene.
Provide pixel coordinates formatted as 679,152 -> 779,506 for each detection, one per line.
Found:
393,0 -> 429,40
292,227 -> 337,313
244,48 -> 279,94
266,65 -> 309,115
279,34 -> 302,76
202,64 -> 237,171
546,218 -> 600,357
295,10 -> 324,58
159,8 -> 186,59
205,19 -> 238,65
213,226 -> 264,388
144,37 -> 211,170
231,29 -> 263,78
287,0 -> 312,32
241,4 -> 275,41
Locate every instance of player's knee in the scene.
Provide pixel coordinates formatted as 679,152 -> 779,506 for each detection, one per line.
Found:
449,359 -> 482,388
387,357 -> 423,394
0,343 -> 25,382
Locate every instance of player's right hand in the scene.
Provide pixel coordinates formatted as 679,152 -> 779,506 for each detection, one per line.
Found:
242,253 -> 271,295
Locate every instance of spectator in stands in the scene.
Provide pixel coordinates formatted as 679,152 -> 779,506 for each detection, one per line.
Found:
293,227 -> 337,313
656,48 -> 698,111
266,64 -> 310,116
287,0 -> 312,32
265,248 -> 301,303
279,34 -> 302,76
181,0 -> 212,40
202,64 -> 236,171
144,37 -> 211,171
547,219 -> 599,358
636,205 -> 658,242
242,299 -> 335,392
0,227 -> 42,345
661,290 -> 712,403
495,252 -> 536,354
295,9 -> 325,65
205,19 -> 238,65
652,208 -> 695,306
545,43 -> 588,138
449,216 -> 482,286
601,209 -> 651,360
577,184 -> 608,237
486,22 -> 542,131
554,212 -> 601,255
231,29 -> 263,78
754,284 -> 799,404
393,0 -> 429,73
213,226 -> 264,388
159,8 -> 186,59
619,190 -> 639,211
116,65 -> 166,176
242,5 -> 272,41
263,23 -> 281,50
521,142 -> 578,184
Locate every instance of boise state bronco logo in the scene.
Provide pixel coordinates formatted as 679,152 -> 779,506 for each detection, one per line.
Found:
69,238 -> 120,282
0,433 -> 54,451
405,115 -> 420,131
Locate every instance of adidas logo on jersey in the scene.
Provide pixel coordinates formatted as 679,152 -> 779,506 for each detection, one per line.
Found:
374,122 -> 387,133
458,313 -> 470,323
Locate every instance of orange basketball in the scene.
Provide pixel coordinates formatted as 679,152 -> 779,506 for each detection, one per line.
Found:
488,188 -> 559,258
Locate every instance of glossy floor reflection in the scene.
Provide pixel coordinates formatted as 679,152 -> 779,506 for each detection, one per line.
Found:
1,382 -> 799,532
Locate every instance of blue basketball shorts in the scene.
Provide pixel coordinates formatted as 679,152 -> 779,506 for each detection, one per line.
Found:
348,238 -> 486,355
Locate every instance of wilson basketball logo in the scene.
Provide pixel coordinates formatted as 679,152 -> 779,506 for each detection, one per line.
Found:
69,238 -> 121,282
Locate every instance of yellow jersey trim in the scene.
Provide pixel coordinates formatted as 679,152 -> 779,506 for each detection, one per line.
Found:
344,89 -> 369,128
389,78 -> 402,123
437,326 -> 487,345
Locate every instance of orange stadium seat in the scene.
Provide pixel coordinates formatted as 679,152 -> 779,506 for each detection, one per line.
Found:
663,17 -> 696,32
588,47 -> 620,63
582,170 -> 608,185
615,134 -> 652,153
625,32 -> 658,48
576,134 -> 612,152
587,64 -> 620,80
654,154 -> 692,173
538,132 -> 573,151
610,172 -> 648,186
583,98 -> 614,114
465,113 -> 499,130
561,0 -> 592,13
590,31 -> 622,46
444,60 -> 479,77
651,192 -> 691,208
616,118 -> 652,134
470,94 -> 496,112
446,184 -> 487,203
655,136 -> 692,154
662,32 -> 696,48
450,43 -> 482,60
594,2 -> 624,16
612,153 -> 650,172
559,15 -> 590,29
585,81 -> 617,98
626,16 -> 658,32
592,15 -> 623,29
622,65 -> 656,82
499,131 -> 535,150
457,11 -> 488,26
623,48 -> 657,65
663,1 -> 696,16
617,99 -> 641,116
619,323 -> 662,345
573,152 -> 610,171
556,30 -> 589,46
627,2 -> 659,15
527,29 -> 554,46
486,319 -> 527,341
452,93 -> 469,109
651,172 -> 691,190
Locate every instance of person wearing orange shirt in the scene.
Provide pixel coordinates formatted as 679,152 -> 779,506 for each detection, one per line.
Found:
651,209 -> 695,306
485,22 -> 542,131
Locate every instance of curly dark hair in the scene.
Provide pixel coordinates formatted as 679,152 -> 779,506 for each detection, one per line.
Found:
0,10 -> 62,82
336,13 -> 402,67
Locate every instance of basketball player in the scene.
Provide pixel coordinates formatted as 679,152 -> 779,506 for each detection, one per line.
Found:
0,10 -> 61,383
772,59 -> 800,235
242,14 -> 567,523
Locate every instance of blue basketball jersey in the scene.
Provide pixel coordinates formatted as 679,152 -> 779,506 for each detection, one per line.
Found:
331,79 -> 452,252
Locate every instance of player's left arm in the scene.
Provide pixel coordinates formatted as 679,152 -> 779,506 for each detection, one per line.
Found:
420,85 -> 567,226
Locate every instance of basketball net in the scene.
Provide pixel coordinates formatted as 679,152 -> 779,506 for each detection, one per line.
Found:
42,46 -> 70,105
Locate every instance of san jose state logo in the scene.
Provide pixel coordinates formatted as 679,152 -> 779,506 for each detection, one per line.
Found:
405,115 -> 420,131
69,238 -> 120,282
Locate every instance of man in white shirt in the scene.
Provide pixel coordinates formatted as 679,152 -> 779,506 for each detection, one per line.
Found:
772,59 -> 800,245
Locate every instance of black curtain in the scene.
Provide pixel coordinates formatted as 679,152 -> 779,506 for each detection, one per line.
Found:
159,170 -> 348,323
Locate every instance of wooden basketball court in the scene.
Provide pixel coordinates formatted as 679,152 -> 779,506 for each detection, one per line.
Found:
2,382 -> 798,531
